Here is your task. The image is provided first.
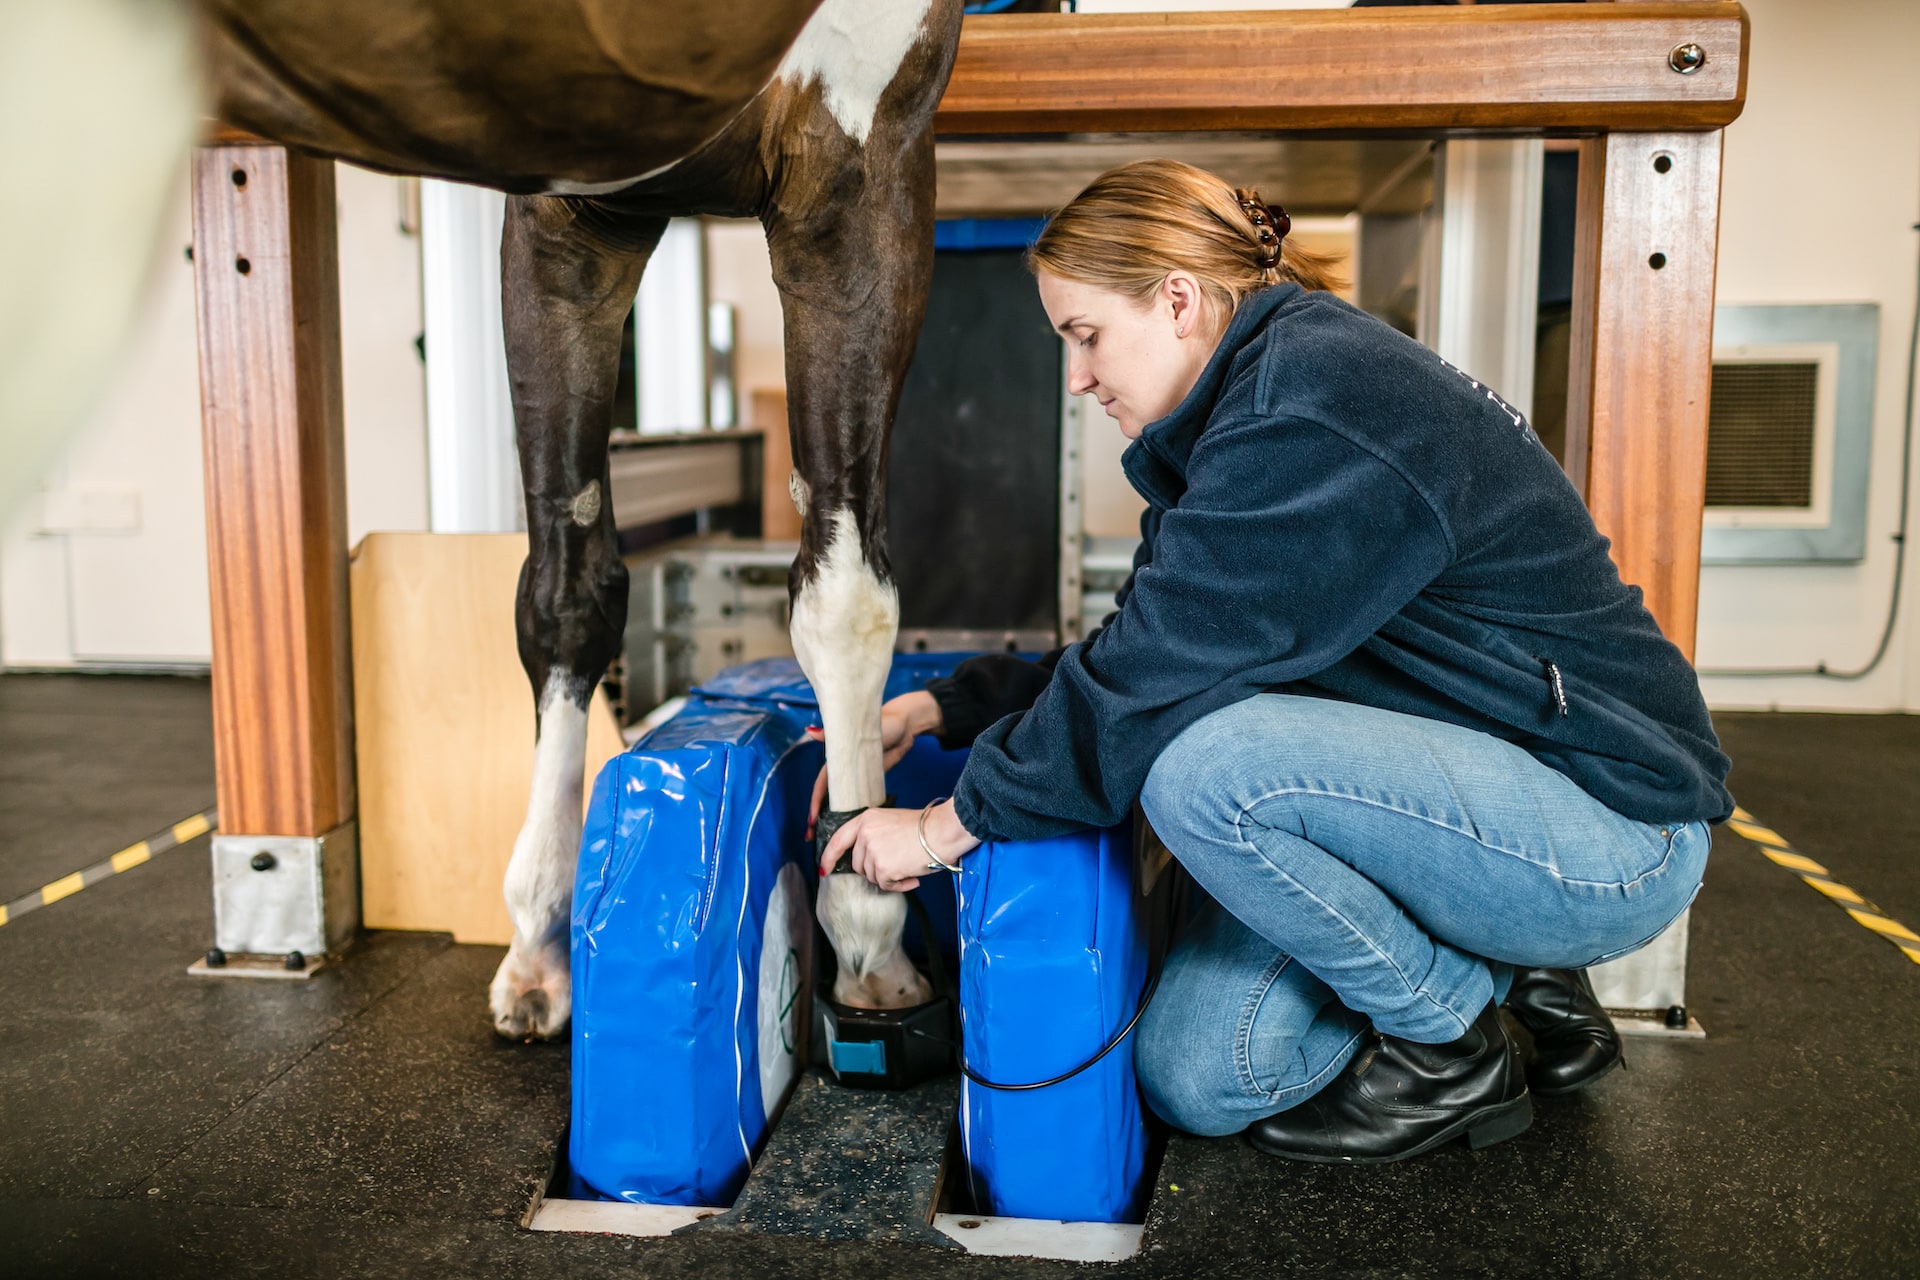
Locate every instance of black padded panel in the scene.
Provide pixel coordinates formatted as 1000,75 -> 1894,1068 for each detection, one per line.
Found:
887,249 -> 1062,632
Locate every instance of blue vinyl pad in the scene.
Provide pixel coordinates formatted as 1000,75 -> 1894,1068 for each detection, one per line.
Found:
958,823 -> 1154,1223
569,656 -> 1151,1221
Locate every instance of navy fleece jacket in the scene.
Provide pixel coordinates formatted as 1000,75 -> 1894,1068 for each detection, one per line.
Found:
930,283 -> 1733,843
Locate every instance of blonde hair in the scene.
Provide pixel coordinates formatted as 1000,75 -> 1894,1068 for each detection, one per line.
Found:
1028,158 -> 1344,335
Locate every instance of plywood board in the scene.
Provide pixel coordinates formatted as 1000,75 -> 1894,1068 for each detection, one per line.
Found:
351,533 -> 625,944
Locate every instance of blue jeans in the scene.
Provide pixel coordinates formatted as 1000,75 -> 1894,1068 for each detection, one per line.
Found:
1131,693 -> 1710,1137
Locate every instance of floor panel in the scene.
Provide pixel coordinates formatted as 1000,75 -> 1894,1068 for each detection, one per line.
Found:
0,678 -> 1914,1277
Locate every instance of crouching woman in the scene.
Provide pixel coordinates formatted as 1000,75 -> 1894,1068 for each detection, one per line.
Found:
817,159 -> 1730,1162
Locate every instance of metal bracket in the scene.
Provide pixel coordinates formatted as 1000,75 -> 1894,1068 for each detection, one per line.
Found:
192,820 -> 359,976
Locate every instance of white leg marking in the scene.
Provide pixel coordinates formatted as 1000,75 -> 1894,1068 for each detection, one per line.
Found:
776,0 -> 935,146
490,674 -> 588,1038
789,508 -> 896,813
789,507 -> 927,1010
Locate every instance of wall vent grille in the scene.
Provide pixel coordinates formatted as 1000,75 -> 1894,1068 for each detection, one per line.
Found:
1705,361 -> 1819,509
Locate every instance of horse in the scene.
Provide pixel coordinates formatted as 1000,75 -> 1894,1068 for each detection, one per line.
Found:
204,0 -> 967,1038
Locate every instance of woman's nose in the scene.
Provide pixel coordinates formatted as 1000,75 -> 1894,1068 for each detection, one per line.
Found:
1065,356 -> 1096,395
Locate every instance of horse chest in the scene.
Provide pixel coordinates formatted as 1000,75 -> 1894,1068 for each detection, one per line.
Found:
548,0 -> 937,198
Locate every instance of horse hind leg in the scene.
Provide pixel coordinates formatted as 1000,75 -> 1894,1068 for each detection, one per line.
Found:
491,195 -> 664,1040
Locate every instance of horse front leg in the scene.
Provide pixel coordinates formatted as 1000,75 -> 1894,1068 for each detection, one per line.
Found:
766,67 -> 949,1012
490,196 -> 664,1040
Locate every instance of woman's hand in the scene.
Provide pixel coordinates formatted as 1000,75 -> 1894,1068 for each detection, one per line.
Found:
806,690 -> 945,838
818,799 -> 982,893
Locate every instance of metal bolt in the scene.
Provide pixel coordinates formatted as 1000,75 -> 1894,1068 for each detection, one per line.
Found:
1669,42 -> 1706,75
205,946 -> 228,968
250,851 -> 277,872
1664,1003 -> 1688,1029
285,950 -> 306,971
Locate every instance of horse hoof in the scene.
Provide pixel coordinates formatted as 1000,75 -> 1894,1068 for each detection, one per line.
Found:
494,989 -> 559,1042
490,945 -> 570,1041
833,966 -> 934,1011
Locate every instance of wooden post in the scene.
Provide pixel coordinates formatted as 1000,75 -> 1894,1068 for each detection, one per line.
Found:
191,145 -> 355,840
1565,130 -> 1725,661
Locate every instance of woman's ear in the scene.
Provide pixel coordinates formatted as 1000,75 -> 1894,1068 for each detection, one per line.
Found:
1163,271 -> 1203,340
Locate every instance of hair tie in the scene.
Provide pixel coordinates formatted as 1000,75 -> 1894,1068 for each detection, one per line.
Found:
1235,189 -> 1291,271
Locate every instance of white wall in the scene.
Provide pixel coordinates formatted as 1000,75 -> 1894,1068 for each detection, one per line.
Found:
0,162 -> 429,670
338,166 -> 431,542
1694,0 -> 1920,711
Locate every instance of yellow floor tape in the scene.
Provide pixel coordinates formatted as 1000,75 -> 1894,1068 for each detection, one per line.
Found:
1728,805 -> 1920,966
0,808 -> 218,929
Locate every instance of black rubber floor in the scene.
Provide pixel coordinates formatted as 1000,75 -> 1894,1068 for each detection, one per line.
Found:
0,675 -> 1915,1278
0,674 -> 215,905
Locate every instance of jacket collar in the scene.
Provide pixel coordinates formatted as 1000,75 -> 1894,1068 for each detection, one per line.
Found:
1120,283 -> 1299,502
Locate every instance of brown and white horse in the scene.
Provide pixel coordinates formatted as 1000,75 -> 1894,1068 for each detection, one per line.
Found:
205,0 -> 965,1037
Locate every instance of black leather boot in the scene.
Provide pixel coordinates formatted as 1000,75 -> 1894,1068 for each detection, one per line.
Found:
1247,1001 -> 1531,1163
1504,967 -> 1625,1096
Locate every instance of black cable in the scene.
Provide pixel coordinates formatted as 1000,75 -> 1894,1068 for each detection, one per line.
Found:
908,860 -> 1186,1092
1697,222 -> 1920,680
908,964 -> 1163,1092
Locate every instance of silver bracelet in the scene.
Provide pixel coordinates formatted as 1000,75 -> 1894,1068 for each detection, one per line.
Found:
917,797 -> 955,873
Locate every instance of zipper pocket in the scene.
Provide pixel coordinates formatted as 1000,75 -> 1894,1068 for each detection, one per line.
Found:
1539,657 -> 1569,719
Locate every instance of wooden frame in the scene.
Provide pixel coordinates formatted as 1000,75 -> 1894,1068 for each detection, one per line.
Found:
193,3 -> 1746,842
193,145 -> 355,839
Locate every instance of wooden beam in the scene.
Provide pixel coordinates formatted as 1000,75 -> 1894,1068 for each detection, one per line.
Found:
192,145 -> 355,837
936,3 -> 1747,137
1565,131 -> 1725,660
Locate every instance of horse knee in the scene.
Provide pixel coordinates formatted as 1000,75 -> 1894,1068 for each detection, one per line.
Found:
515,523 -> 627,695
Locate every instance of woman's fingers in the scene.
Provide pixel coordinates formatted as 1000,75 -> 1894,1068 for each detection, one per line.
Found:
808,766 -> 828,836
805,725 -> 827,836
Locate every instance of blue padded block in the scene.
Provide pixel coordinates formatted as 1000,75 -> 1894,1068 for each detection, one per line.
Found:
956,822 -> 1153,1224
570,696 -> 822,1206
572,655 -> 1151,1223
570,657 -> 972,1205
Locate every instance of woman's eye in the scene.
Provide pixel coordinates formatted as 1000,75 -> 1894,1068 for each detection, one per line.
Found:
1080,333 -> 1096,349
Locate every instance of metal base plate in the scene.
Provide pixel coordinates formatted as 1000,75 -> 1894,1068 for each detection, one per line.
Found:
1608,1009 -> 1706,1039
187,952 -> 329,981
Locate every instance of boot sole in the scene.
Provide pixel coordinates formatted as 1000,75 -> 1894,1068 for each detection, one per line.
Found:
1249,1094 -> 1535,1165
